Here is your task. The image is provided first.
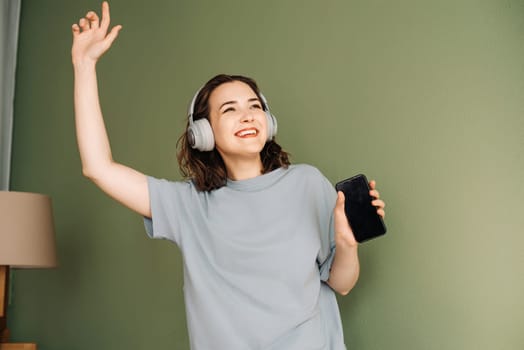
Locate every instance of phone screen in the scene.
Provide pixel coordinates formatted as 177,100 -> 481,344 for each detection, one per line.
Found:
335,174 -> 387,243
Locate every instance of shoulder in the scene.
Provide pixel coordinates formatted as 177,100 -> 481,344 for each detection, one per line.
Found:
286,164 -> 334,194
287,164 -> 337,210
147,176 -> 197,195
288,163 -> 322,175
288,164 -> 328,181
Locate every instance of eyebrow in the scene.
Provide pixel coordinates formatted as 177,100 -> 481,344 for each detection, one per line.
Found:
219,98 -> 261,110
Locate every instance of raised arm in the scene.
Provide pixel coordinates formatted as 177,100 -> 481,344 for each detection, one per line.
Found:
72,2 -> 150,218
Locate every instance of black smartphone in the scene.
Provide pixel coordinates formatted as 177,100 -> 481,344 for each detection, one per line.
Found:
335,174 -> 387,243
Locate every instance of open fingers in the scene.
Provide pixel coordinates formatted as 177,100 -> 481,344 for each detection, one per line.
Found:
86,11 -> 100,28
104,24 -> 123,47
100,1 -> 111,30
72,23 -> 80,36
79,17 -> 90,31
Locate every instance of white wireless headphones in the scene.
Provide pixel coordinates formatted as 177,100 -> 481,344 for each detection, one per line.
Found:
187,87 -> 278,152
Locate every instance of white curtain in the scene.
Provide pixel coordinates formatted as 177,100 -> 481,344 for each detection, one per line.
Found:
0,0 -> 21,190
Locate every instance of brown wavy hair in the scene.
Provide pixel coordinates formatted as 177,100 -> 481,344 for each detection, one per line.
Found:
177,74 -> 290,192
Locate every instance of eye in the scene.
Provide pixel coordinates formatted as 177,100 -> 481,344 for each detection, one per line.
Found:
250,103 -> 262,110
223,107 -> 235,113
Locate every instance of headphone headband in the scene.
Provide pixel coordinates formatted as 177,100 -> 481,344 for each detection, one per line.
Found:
187,87 -> 201,124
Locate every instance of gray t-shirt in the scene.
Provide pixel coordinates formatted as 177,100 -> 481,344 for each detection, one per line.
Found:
144,164 -> 346,349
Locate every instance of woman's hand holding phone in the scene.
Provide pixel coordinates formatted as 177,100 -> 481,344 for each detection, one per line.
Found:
334,191 -> 359,248
335,175 -> 387,243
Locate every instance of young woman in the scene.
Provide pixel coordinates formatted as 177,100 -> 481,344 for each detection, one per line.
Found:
71,2 -> 385,349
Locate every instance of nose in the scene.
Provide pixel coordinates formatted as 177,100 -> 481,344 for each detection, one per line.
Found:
240,109 -> 255,123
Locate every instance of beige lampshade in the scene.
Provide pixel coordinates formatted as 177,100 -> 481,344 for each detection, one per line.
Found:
0,191 -> 57,268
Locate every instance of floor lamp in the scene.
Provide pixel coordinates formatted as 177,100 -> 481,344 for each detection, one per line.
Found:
0,191 -> 57,350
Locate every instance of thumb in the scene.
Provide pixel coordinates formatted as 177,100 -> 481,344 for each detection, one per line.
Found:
335,191 -> 346,212
105,25 -> 122,46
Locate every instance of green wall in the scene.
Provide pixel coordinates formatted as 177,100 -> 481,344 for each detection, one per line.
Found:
8,0 -> 524,349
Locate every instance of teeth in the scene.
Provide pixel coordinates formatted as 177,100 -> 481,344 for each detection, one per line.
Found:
237,129 -> 257,137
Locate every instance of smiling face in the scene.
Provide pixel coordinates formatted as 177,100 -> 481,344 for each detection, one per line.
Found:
208,81 -> 268,165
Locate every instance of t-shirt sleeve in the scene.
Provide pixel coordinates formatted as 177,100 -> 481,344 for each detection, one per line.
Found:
314,171 -> 337,282
143,176 -> 193,245
318,211 -> 336,282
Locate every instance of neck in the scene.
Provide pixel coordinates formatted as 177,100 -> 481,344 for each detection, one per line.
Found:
223,156 -> 264,181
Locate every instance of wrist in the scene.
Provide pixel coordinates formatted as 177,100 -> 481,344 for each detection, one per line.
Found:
335,234 -> 358,250
72,57 -> 97,71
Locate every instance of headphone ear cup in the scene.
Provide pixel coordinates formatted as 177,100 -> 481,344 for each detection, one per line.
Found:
188,118 -> 215,151
265,112 -> 278,141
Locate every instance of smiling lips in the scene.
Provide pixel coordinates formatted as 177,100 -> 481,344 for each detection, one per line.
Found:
235,128 -> 258,138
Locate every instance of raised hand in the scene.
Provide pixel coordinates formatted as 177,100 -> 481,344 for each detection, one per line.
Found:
71,1 -> 122,66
